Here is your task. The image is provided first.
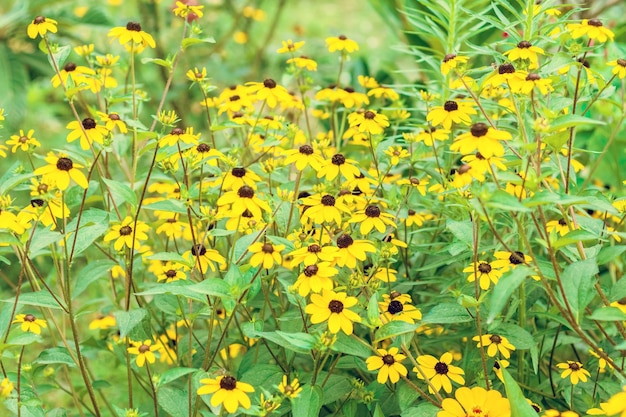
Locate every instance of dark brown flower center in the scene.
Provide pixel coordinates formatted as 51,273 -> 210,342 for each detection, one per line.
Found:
408,209 -> 416,215
509,251 -> 525,265
197,143 -> 211,153
191,244 -> 207,256
64,62 -> 77,72
526,73 -> 541,81
478,262 -> 492,273
444,100 -> 458,111
588,19 -> 603,27
299,145 -> 314,155
304,265 -> 318,277
237,185 -> 255,198
307,244 -> 321,253
19,136 -> 29,143
434,362 -> 449,374
336,234 -> 353,248
338,35 -> 347,40
457,164 -> 471,174
165,269 -> 177,278
617,59 -> 626,67
30,199 -> 44,207
382,354 -> 395,365
365,205 -> 381,218
470,123 -> 489,137
24,314 -> 36,322
109,113 -> 120,121
443,53 -> 457,63
82,118 -> 97,129
489,334 -> 502,344
56,157 -> 74,171
343,87 -> 355,93
475,152 -> 485,160
387,300 -> 404,314
229,95 -> 240,101
517,40 -> 532,48
321,195 -> 336,206
558,218 -> 567,226
410,178 -> 420,185
220,376 -> 237,390
171,127 -> 184,135
498,63 -> 515,74
138,344 -> 150,353
263,79 -> 277,88
328,300 -> 344,313
126,22 -> 142,31
262,243 -> 274,253
34,16 -> 46,24
119,225 -> 132,236
331,154 -> 346,165
231,167 -> 246,178
363,111 -> 376,120
38,183 -> 49,193
569,362 -> 581,370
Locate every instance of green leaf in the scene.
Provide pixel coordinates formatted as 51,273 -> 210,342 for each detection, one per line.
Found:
331,333 -> 373,358
67,222 -> 110,257
587,307 -> 626,321
487,266 -> 532,324
401,403 -> 439,417
249,330 -> 314,353
73,260 -> 117,298
135,282 -> 212,303
549,114 -> 605,131
374,321 -> 419,342
188,278 -> 233,299
159,367 -> 197,386
561,259 -> 598,323
597,246 -> 626,265
143,199 -> 188,214
421,303 -> 472,324
102,178 -> 138,208
553,230 -> 599,248
28,229 -> 63,256
292,385 -> 323,417
610,277 -> 626,302
141,57 -> 172,70
446,220 -> 473,247
181,37 -> 216,50
485,190 -> 531,212
157,386 -> 189,417
501,367 -> 540,417
146,252 -> 189,264
114,309 -> 147,339
367,292 -> 381,326
494,323 -> 539,373
3,291 -> 66,310
397,380 -> 420,412
34,347 -> 76,367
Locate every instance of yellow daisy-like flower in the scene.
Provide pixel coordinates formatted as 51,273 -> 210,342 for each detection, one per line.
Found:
427,100 -> 477,130
103,216 -> 150,251
608,59 -> 626,79
293,262 -> 338,297
66,118 -> 109,150
383,146 -> 410,166
367,86 -> 399,101
416,352 -> 465,393
437,386 -> 511,417
326,35 -> 359,53
246,78 -> 291,109
287,56 -> 317,71
159,126 -> 200,147
249,242 -> 285,269
33,153 -> 88,190
517,73 -> 554,95
411,127 -> 451,146
300,194 -> 350,226
217,185 -> 271,220
27,16 -> 58,39
278,375 -> 302,399
349,204 -> 396,235
0,378 -> 14,399
221,167 -> 262,192
197,375 -> 254,414
334,233 -> 376,268
546,218 -> 572,236
108,22 -> 156,49
318,153 -> 361,182
155,261 -> 187,283
603,385 -> 626,417
557,361 -> 591,385
97,112 -> 128,133
473,334 -> 516,359
277,39 -> 305,54
172,1 -> 204,19
366,347 -> 408,384
358,75 -> 380,88
51,62 -> 96,89
186,67 -> 207,82
347,109 -> 390,135
13,314 -> 47,335
441,54 -> 469,75
74,44 -> 94,57
567,19 -> 614,43
463,261 -> 504,290
491,250 -> 532,271
127,340 -> 158,367
288,243 -> 338,267
305,290 -> 361,335
88,314 -> 116,330
503,40 -> 545,69
450,122 -> 512,158
379,293 -> 422,324
184,244 -> 226,273
405,209 -> 433,227
6,129 -> 41,153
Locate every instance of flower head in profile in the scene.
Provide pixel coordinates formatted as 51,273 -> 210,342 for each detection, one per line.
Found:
127,339 -> 158,367
217,185 -> 271,219
517,73 -> 554,95
557,361 -> 590,384
108,22 -> 156,49
608,59 -> 626,79
441,54 -> 469,75
172,1 -> 204,19
473,333 -> 516,358
159,126 -> 200,147
88,314 -> 116,330
349,204 -> 396,235
7,129 -> 40,153
51,62 -> 96,89
277,39 -> 305,54
197,375 -> 254,413
246,78 -> 291,109
366,347 -> 408,384
601,385 -> 626,417
300,193 -> 350,226
278,375 -> 302,399
27,16 -> 58,39
103,216 -> 150,251
13,313 -> 47,334
567,19 -> 614,43
437,386 -> 510,417
318,153 -> 361,182
326,35 -> 359,53
33,153 -> 88,190
97,112 -> 128,133
287,56 -> 317,71
416,352 -> 465,393
305,290 -> 361,335
0,378 -> 13,398
503,40 -> 544,69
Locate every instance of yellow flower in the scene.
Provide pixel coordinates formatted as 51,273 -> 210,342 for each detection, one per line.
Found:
108,22 -> 156,49
278,375 -> 302,399
13,313 -> 47,334
334,233 -> 376,268
410,127 -> 450,146
484,63 -> 527,91
293,262 -> 338,297
349,204 -> 396,235
300,193 -> 350,226
27,16 -> 58,39
233,31 -> 248,44
97,112 -> 128,133
246,78 -> 291,109
567,19 -> 614,43
103,216 -> 150,251
416,352 -> 465,393
66,118 -> 109,150
0,378 -> 13,398
503,40 -> 544,69
96,54 -> 120,67
127,340 -> 158,367
542,410 -> 578,417
473,334 -> 516,358
221,167 -> 262,191
557,361 -> 591,384
367,86 -> 399,101
450,122 -> 511,158
217,185 -> 271,219
546,218 -> 572,236
608,59 -> 626,79
184,244 -> 226,273
305,290 -> 361,335
197,375 -> 254,414
51,62 -> 96,89
172,1 -> 204,19
347,109 -> 390,135
277,39 -> 305,54
74,44 -> 94,57
326,35 -> 359,53
318,153 -> 361,182
186,67 -> 207,82
242,6 -> 265,21
379,293 -> 422,324
358,75 -> 380,88
405,210 -> 433,227
603,385 -> 626,417
287,56 -> 317,71
155,261 -> 187,283
427,100 -> 477,130
438,386 -> 510,417
441,54 -> 469,75
89,314 -> 116,330
33,153 -> 88,190
517,73 -> 554,95
249,242 -> 285,269
159,126 -> 200,147
288,244 -> 338,268
491,250 -> 532,271
6,129 -> 40,153
464,261 -> 504,290
366,347 -> 408,384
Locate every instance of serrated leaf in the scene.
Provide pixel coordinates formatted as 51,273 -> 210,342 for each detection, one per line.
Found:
34,347 -> 76,367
